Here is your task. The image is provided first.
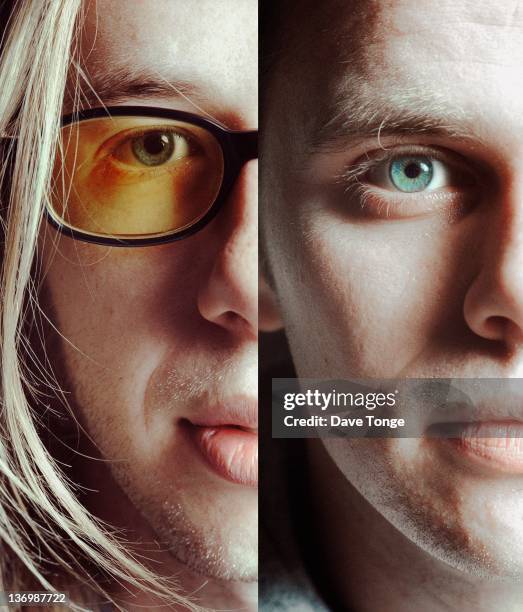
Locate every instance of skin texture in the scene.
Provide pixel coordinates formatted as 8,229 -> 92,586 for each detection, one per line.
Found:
261,1 -> 523,610
39,1 -> 257,609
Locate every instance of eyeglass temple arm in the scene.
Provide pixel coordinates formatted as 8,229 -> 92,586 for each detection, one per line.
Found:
230,130 -> 257,164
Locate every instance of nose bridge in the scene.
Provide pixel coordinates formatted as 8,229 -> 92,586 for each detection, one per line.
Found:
485,192 -> 523,288
196,158 -> 258,337
216,152 -> 257,235
220,159 -> 258,273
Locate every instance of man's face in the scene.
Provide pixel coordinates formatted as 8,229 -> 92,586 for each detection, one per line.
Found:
263,0 -> 523,577
40,0 -> 257,581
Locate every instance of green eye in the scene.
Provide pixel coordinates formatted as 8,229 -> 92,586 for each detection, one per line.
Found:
389,156 -> 433,192
131,131 -> 176,166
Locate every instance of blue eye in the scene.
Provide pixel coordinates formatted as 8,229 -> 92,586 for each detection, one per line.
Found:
389,156 -> 433,192
346,149 -> 478,219
363,153 -> 458,194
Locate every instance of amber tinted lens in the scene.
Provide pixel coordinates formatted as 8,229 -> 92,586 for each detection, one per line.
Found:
50,116 -> 224,238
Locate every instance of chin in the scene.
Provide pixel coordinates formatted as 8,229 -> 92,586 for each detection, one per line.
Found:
325,437 -> 523,580
156,491 -> 258,581
404,505 -> 523,580
432,486 -> 523,579
111,452 -> 258,581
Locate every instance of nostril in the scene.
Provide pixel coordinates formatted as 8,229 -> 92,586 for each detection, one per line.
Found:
480,316 -> 523,347
484,316 -> 507,338
213,311 -> 252,335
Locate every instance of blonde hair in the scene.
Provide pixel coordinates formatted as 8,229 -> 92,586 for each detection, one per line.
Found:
0,2 -> 200,610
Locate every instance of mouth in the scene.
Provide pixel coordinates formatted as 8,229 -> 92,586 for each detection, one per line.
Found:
429,420 -> 523,474
182,397 -> 258,487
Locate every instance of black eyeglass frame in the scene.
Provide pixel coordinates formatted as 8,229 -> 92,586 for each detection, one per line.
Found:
48,106 -> 258,247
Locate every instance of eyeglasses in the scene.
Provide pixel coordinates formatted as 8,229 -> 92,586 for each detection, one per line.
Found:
49,106 -> 257,246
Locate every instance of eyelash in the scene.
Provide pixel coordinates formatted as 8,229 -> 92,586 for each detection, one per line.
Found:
338,145 -> 478,219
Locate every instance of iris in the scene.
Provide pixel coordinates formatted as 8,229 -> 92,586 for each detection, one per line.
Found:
132,131 -> 176,166
389,156 -> 433,192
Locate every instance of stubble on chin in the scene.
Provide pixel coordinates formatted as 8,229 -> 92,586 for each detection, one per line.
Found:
109,464 -> 258,583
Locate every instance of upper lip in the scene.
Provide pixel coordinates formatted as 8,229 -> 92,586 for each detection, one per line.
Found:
391,380 -> 523,424
425,400 -> 523,435
426,418 -> 523,438
184,395 -> 258,432
428,401 -> 523,426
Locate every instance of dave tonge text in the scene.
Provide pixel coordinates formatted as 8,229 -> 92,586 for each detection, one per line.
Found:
284,415 -> 406,429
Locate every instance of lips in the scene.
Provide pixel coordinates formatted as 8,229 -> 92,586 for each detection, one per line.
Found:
183,397 -> 258,487
445,421 -> 523,474
191,425 -> 258,487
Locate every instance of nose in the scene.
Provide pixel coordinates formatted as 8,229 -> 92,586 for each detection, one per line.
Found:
463,205 -> 523,347
197,159 -> 258,339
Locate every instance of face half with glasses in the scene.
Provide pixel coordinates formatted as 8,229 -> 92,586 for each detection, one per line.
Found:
51,107 -> 257,246
38,0 -> 258,600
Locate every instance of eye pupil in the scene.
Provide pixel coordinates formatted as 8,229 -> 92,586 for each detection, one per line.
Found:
143,133 -> 170,155
404,163 -> 421,179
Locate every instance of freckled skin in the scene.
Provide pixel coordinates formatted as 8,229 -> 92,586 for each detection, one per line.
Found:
263,0 -> 523,610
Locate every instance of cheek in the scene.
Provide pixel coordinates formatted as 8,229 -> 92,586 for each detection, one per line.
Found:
39,247 -> 150,419
39,235 -> 199,348
43,249 -> 147,347
277,210 -> 473,377
38,239 -> 188,420
38,240 -> 198,467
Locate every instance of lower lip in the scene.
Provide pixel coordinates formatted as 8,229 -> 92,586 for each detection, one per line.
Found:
190,425 -> 258,487
446,422 -> 523,473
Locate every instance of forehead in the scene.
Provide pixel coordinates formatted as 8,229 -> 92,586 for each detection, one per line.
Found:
78,0 -> 257,126
354,0 -> 523,93
272,0 -> 523,149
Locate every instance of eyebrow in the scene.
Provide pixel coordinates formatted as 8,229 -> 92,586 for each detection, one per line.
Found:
68,65 -> 208,110
308,84 -> 475,151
